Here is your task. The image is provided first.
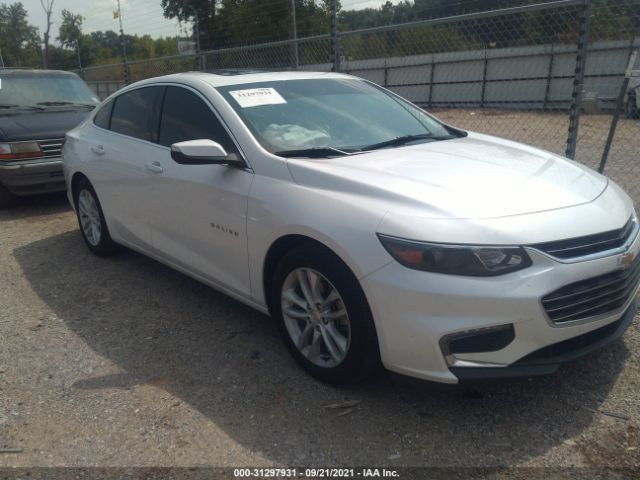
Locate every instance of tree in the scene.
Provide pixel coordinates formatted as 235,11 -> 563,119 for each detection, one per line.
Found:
0,2 -> 40,67
40,0 -> 54,68
58,9 -> 83,68
161,0 -> 217,50
132,34 -> 155,60
58,9 -> 82,49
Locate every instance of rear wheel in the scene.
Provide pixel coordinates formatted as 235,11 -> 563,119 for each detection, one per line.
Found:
272,245 -> 380,384
627,92 -> 639,119
74,178 -> 119,256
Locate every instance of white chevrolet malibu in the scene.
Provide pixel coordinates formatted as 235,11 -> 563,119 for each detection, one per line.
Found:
62,71 -> 640,384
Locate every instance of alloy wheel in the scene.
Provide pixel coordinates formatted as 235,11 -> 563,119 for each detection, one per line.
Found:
78,189 -> 102,246
281,268 -> 351,368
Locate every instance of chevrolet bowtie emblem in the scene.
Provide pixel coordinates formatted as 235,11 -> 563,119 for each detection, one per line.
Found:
618,251 -> 635,269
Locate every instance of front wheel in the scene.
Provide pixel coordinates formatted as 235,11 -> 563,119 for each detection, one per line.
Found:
271,245 -> 380,384
74,178 -> 119,256
0,184 -> 16,209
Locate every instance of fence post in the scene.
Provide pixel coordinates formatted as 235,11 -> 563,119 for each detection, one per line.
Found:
564,0 -> 593,160
123,60 -> 131,85
194,11 -> 204,71
290,0 -> 299,69
480,46 -> 488,108
598,49 -> 638,173
428,55 -> 435,108
330,0 -> 340,72
543,43 -> 555,111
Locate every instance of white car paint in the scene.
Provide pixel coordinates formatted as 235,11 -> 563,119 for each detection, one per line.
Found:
63,71 -> 639,383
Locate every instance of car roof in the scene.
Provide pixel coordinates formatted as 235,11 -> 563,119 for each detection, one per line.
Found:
131,70 -> 355,89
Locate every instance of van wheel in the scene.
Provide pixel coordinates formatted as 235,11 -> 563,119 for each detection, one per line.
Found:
271,244 -> 380,384
74,178 -> 119,256
0,184 -> 16,209
627,92 -> 639,119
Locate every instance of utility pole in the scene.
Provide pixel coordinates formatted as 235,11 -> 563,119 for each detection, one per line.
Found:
116,0 -> 130,84
290,0 -> 298,69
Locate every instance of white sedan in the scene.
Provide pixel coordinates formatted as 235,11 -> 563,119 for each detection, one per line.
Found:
62,71 -> 640,384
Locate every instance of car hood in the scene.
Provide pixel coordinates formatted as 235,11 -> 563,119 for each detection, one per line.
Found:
0,109 -> 91,141
286,132 -> 608,220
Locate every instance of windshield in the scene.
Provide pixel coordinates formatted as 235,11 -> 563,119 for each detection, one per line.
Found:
217,78 -> 457,155
0,73 -> 99,110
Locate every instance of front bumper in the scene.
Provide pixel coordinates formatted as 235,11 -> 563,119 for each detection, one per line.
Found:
362,228 -> 640,384
450,297 -> 637,380
0,158 -> 65,195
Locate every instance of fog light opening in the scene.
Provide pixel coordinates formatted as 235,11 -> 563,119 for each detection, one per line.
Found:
440,324 -> 515,366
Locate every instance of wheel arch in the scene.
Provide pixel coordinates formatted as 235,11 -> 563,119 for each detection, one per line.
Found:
262,233 -> 363,315
70,171 -> 90,204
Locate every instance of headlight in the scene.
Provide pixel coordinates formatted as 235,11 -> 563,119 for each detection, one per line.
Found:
377,234 -> 532,276
0,141 -> 43,160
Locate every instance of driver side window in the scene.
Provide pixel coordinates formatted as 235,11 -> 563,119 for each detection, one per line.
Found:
158,86 -> 237,154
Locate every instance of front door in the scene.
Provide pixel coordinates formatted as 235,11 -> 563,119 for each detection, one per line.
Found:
145,85 -> 254,297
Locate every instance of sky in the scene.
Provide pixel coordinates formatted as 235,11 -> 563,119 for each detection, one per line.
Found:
23,0 -> 388,44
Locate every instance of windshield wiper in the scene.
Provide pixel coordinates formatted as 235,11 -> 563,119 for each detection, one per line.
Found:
360,133 -> 453,152
36,101 -> 95,108
275,147 -> 356,158
0,103 -> 45,111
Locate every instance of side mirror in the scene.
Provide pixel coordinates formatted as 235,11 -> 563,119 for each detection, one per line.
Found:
170,139 -> 241,166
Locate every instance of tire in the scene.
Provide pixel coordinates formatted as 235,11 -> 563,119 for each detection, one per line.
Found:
73,177 -> 119,256
627,92 -> 639,119
271,244 -> 380,384
0,184 -> 16,209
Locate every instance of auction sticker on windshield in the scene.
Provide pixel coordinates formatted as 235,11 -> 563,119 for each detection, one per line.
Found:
229,88 -> 287,108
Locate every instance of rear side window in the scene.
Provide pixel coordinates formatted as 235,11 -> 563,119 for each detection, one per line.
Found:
110,87 -> 162,141
93,99 -> 113,129
159,86 -> 236,153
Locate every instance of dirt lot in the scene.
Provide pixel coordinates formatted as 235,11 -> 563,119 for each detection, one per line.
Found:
0,115 -> 640,473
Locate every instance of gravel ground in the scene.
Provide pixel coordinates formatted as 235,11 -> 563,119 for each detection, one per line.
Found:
0,117 -> 639,472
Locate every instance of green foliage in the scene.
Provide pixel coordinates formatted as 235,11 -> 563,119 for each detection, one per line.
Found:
0,0 -> 636,71
161,0 -> 217,49
0,2 -> 40,67
51,9 -> 180,69
57,9 -> 83,49
64,31 -> 180,69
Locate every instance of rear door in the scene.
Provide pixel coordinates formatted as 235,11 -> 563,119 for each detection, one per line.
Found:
87,86 -> 164,249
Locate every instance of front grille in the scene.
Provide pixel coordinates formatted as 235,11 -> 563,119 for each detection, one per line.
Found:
532,217 -> 636,259
516,313 -> 627,364
542,254 -> 640,324
37,138 -> 64,158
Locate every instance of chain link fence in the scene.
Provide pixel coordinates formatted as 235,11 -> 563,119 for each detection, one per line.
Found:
77,0 -> 640,205
339,1 -> 587,158
580,0 -> 640,206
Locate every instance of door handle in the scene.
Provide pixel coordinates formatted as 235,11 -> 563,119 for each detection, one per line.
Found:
90,145 -> 105,155
144,161 -> 164,174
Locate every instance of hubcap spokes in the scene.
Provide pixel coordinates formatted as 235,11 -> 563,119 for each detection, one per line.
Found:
78,190 -> 101,246
281,268 -> 351,368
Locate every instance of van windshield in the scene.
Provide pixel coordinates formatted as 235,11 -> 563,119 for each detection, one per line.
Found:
0,73 -> 99,112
